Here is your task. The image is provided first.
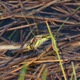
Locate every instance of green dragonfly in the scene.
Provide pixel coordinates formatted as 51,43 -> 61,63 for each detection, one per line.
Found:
0,34 -> 50,51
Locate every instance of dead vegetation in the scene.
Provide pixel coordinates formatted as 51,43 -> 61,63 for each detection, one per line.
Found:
0,0 -> 80,80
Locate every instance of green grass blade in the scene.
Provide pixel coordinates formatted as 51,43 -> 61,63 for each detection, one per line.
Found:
74,6 -> 80,12
42,69 -> 47,80
71,61 -> 77,80
55,6 -> 80,38
18,63 -> 28,80
8,30 -> 16,39
46,21 -> 67,80
55,17 -> 69,38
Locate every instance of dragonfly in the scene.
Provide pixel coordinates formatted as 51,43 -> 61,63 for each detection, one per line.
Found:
0,34 -> 51,51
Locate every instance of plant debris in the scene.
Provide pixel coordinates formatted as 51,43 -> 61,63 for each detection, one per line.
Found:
0,0 -> 80,80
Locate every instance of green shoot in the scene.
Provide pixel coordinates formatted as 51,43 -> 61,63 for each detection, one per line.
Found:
55,17 -> 69,38
55,6 -> 80,38
18,63 -> 28,80
71,61 -> 77,80
46,21 -> 67,80
8,30 -> 16,39
42,69 -> 47,80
